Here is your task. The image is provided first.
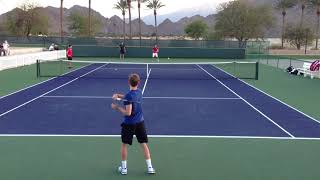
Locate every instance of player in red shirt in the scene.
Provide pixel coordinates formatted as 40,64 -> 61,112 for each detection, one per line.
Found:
152,45 -> 159,62
67,44 -> 73,68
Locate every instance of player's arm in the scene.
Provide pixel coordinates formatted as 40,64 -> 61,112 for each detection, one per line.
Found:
112,104 -> 132,116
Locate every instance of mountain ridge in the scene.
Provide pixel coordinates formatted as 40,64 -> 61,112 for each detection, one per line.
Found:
0,1 -> 318,38
0,5 -> 214,36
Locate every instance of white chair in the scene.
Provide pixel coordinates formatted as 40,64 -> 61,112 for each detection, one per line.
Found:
297,62 -> 319,79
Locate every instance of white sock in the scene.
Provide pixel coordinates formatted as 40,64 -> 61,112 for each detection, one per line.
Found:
146,159 -> 152,168
121,160 -> 127,169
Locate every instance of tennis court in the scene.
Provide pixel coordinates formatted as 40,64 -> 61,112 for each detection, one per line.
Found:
0,59 -> 320,180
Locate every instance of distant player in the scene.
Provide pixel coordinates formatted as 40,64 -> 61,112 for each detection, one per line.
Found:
119,42 -> 126,60
66,44 -> 73,68
111,74 -> 155,175
152,45 -> 159,62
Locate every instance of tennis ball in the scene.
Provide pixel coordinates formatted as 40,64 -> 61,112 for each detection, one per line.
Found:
168,57 -> 170,60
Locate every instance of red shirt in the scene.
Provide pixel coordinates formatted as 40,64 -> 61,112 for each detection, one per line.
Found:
67,48 -> 73,57
153,47 -> 159,53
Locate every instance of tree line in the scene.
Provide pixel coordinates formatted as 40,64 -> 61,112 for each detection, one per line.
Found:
2,0 -> 320,50
185,0 -> 320,50
2,0 -> 165,43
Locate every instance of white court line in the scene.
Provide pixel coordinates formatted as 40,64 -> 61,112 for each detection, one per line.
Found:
41,95 -> 241,100
142,68 -> 151,95
143,97 -> 241,100
0,64 -> 93,100
213,65 -> 320,125
197,64 -> 295,138
0,64 -> 108,118
0,134 -> 318,140
102,67 -> 198,71
42,96 -> 112,99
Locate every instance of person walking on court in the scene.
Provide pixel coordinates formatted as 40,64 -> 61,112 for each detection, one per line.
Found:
119,42 -> 126,60
152,45 -> 159,62
111,73 -> 156,175
66,44 -> 73,68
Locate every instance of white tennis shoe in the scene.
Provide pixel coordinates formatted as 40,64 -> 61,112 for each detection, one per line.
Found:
147,167 -> 156,174
118,166 -> 127,175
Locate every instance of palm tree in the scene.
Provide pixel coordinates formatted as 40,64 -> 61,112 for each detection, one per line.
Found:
299,0 -> 307,27
127,0 -> 132,39
60,0 -> 63,39
88,0 -> 92,36
136,0 -> 147,46
275,0 -> 297,48
309,0 -> 320,49
145,0 -> 165,42
114,0 -> 128,41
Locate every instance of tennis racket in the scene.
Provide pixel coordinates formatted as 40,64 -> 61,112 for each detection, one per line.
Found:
112,98 -> 141,106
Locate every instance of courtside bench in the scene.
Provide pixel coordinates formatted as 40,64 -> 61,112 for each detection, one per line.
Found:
297,62 -> 320,79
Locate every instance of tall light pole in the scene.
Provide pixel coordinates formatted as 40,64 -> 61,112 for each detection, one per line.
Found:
88,0 -> 92,36
60,0 -> 63,40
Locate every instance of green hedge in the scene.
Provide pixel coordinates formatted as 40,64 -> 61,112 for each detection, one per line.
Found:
73,46 -> 246,59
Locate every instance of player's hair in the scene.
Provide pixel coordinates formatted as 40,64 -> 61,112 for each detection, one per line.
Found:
128,73 -> 140,87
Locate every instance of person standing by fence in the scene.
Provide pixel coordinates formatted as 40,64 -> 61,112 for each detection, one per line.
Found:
0,43 -> 4,56
3,41 -> 10,56
119,42 -> 126,60
67,45 -> 73,68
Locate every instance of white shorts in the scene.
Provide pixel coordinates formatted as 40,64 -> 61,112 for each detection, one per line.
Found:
152,53 -> 158,58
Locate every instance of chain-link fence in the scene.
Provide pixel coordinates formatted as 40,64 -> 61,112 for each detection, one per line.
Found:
0,36 -> 269,52
249,55 -> 314,70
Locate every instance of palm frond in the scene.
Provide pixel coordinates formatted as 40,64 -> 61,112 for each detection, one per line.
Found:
113,0 -> 128,11
274,0 -> 297,10
145,0 -> 165,10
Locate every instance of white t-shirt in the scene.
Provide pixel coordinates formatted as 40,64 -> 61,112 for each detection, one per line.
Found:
3,42 -> 9,50
49,45 -> 54,51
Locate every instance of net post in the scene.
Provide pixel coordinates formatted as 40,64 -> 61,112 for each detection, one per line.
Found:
255,62 -> 259,80
233,61 -> 236,75
36,59 -> 40,78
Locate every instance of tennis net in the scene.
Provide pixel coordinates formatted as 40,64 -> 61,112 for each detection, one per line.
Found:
36,59 -> 259,80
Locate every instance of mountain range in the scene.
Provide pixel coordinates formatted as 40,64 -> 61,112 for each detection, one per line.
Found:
142,3 -> 217,25
0,0 -> 318,38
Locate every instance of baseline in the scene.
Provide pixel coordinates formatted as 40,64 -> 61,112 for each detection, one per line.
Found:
0,134 -> 319,141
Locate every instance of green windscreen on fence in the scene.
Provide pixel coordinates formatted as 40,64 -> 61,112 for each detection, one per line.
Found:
1,36 -> 268,49
72,46 -> 246,59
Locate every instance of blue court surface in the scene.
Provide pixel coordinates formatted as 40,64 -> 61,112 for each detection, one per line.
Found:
0,63 -> 320,139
